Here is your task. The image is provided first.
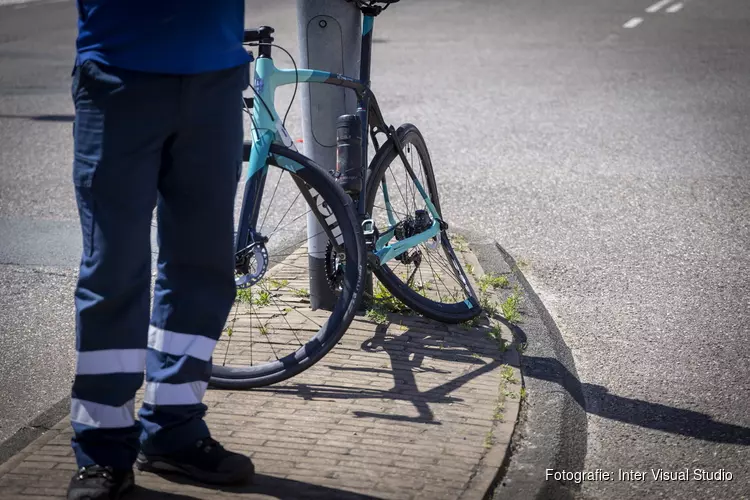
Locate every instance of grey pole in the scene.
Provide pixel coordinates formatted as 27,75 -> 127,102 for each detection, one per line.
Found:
296,0 -> 361,311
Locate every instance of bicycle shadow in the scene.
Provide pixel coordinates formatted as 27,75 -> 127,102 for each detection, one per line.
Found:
264,314 -> 512,424
503,317 -> 750,445
524,354 -> 750,446
130,473 -> 378,499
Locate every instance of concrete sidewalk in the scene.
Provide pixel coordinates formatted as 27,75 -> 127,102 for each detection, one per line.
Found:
0,243 -> 522,500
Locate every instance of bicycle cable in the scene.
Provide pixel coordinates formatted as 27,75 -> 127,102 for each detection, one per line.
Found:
247,42 -> 299,128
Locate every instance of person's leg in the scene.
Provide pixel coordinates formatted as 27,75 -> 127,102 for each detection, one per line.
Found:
136,63 -> 252,483
70,60 -> 177,472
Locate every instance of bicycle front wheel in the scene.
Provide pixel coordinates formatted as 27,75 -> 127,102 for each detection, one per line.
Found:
365,124 -> 481,324
210,145 -> 366,389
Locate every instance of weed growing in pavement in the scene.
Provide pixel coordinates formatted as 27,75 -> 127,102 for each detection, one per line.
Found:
501,364 -> 519,384
365,281 -> 411,325
487,322 -> 509,352
253,289 -> 272,307
269,278 -> 289,290
293,287 -> 310,298
501,286 -> 523,324
483,430 -> 494,449
520,387 -> 528,401
478,273 -> 510,294
493,405 -> 504,422
452,234 -> 469,252
487,322 -> 502,342
373,281 -> 409,313
366,308 -> 388,324
236,287 -> 253,304
481,295 -> 499,318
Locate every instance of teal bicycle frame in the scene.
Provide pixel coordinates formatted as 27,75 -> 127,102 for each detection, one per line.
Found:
238,16 -> 442,269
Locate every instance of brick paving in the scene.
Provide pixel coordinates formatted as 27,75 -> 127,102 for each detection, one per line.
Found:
0,243 -> 522,500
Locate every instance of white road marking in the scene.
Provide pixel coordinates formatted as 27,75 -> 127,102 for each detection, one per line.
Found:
666,2 -> 684,13
623,17 -> 644,28
646,0 -> 673,13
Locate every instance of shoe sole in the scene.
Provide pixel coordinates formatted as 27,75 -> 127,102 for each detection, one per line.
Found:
68,475 -> 134,500
135,456 -> 254,485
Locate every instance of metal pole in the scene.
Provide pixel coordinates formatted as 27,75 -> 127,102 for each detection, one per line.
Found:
297,0 -> 361,311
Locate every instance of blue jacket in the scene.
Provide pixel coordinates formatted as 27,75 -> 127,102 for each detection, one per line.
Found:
75,0 -> 251,74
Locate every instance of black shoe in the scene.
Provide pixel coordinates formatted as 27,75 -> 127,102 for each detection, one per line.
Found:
135,437 -> 254,485
67,465 -> 134,500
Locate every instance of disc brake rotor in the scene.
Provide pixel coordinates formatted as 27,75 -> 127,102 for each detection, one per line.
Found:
235,242 -> 269,289
324,240 -> 345,294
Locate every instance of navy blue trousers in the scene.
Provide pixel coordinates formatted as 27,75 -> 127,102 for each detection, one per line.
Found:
70,60 -> 246,469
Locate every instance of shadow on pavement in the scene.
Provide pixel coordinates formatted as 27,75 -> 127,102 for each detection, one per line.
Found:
508,314 -> 750,444
582,379 -> 750,445
262,319 -> 509,425
521,350 -> 750,445
0,113 -> 74,122
132,473 -> 378,499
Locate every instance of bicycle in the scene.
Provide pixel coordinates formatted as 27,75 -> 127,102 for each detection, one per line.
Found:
209,0 -> 482,389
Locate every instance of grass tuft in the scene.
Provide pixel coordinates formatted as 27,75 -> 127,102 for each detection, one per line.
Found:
500,364 -> 519,384
365,282 -> 411,324
501,287 -> 523,324
452,235 -> 469,252
253,289 -> 272,307
236,288 -> 253,304
478,273 -> 510,294
483,430 -> 494,449
269,278 -> 289,290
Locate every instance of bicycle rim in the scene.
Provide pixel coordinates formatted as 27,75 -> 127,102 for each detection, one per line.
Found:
210,145 -> 365,388
365,124 -> 481,324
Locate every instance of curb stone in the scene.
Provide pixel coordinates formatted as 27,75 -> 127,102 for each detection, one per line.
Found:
453,225 -> 587,500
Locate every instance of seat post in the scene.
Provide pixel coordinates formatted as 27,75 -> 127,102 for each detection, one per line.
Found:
359,14 -> 375,87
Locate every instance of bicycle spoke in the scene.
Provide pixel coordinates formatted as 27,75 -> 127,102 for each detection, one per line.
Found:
259,169 -> 285,231
263,208 -> 310,239
270,227 -> 329,258
268,190 -> 303,235
221,300 -> 242,366
258,281 -> 306,348
250,305 -> 279,360
365,127 -> 480,324
422,245 -> 466,297
372,204 -> 411,218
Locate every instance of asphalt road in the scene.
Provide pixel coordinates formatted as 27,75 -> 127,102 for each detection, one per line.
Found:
1,0 -> 748,498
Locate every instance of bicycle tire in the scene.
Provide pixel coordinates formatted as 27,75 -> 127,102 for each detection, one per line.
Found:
364,124 -> 481,324
209,145 -> 366,389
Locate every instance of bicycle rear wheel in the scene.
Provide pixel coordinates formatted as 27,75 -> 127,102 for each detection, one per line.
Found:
365,124 -> 481,324
209,145 -> 365,389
